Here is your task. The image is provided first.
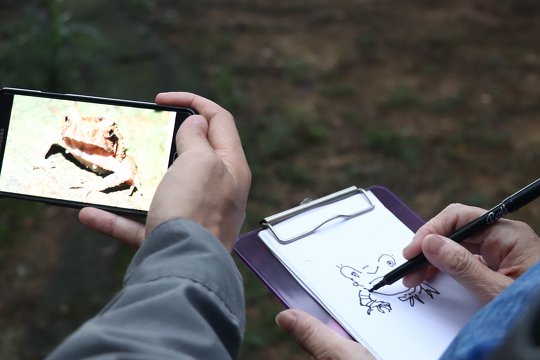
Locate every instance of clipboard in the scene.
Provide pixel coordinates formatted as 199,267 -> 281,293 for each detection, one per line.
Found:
233,185 -> 425,338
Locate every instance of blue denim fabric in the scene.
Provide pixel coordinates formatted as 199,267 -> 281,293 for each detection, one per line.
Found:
439,260 -> 540,360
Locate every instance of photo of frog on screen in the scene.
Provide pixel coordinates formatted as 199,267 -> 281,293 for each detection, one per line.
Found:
0,89 -> 193,215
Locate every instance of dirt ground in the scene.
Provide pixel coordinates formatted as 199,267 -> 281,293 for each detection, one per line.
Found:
0,1 -> 539,359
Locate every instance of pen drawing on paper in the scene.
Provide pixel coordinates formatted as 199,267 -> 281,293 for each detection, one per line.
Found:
258,190 -> 483,359
338,254 -> 440,315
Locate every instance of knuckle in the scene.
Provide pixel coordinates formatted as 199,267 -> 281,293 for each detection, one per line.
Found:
512,220 -> 535,233
195,151 -> 221,168
446,249 -> 475,275
297,321 -> 320,348
223,109 -> 234,120
444,203 -> 464,212
244,166 -> 252,184
190,114 -> 207,122
294,320 -> 336,359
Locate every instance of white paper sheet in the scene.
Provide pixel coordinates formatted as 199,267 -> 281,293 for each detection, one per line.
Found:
259,190 -> 481,360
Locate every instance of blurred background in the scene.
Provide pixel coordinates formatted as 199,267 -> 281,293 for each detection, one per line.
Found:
0,0 -> 539,358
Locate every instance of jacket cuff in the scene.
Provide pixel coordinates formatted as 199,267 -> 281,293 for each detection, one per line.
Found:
124,219 -> 245,328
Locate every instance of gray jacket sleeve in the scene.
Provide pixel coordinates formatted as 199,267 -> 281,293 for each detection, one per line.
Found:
46,219 -> 245,360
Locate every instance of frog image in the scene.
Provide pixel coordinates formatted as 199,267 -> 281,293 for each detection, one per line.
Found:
43,108 -> 141,195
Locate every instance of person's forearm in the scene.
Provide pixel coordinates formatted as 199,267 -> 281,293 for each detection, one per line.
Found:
46,219 -> 245,360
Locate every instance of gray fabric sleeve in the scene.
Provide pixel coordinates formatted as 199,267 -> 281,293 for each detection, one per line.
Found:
46,219 -> 245,360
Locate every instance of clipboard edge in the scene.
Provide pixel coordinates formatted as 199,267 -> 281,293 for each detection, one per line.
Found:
233,185 -> 425,339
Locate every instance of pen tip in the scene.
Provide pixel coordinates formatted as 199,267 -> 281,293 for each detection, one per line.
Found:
369,282 -> 383,292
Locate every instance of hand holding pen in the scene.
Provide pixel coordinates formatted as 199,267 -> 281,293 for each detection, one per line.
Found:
370,178 -> 540,303
400,197 -> 540,304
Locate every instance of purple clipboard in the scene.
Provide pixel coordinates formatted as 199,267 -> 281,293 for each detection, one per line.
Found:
233,185 -> 425,338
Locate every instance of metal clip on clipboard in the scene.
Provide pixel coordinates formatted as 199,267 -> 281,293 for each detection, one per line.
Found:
261,186 -> 375,245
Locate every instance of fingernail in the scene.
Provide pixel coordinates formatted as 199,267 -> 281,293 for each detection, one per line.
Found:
189,115 -> 208,130
402,243 -> 412,257
424,235 -> 445,256
275,310 -> 297,331
402,235 -> 420,255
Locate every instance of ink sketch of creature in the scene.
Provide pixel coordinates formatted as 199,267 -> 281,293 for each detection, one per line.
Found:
42,108 -> 142,196
338,254 -> 440,315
